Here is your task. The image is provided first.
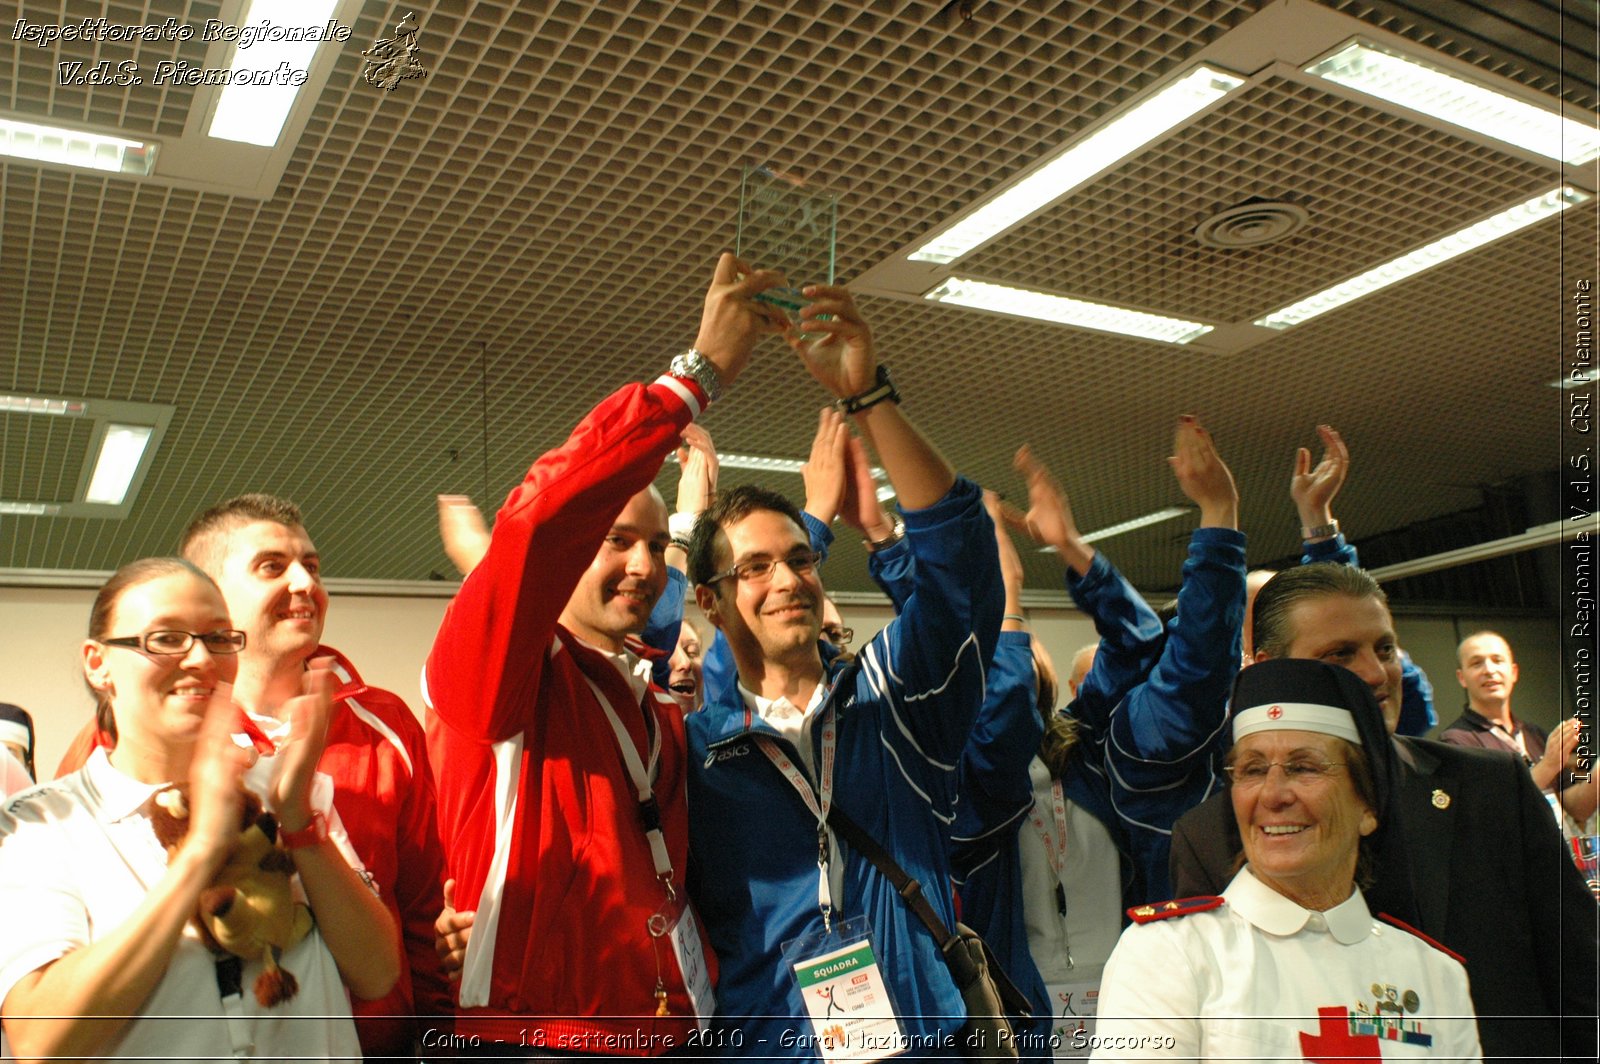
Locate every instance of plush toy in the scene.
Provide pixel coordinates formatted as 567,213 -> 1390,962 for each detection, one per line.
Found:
149,786 -> 314,1006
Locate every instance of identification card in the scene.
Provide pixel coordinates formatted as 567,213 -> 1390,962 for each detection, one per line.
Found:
1047,980 -> 1100,1059
668,902 -> 715,1029
791,937 -> 905,1062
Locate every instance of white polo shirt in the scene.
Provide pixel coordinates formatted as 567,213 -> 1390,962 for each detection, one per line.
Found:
0,749 -> 361,1061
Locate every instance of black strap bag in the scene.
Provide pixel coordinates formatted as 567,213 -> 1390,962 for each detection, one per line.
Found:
826,805 -> 1032,1060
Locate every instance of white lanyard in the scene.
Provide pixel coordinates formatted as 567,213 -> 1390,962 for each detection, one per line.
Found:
1030,778 -> 1070,916
753,710 -> 838,926
576,663 -> 672,887
1490,721 -> 1531,763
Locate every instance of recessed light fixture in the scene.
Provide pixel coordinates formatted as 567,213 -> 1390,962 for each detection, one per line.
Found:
0,393 -> 88,416
207,0 -> 340,147
0,395 -> 172,517
719,452 -> 896,504
1307,41 -> 1600,165
1039,506 -> 1195,551
717,454 -> 806,475
84,425 -> 156,505
0,117 -> 158,175
908,65 -> 1246,265
720,452 -> 889,481
1255,186 -> 1588,330
0,502 -> 62,517
925,277 -> 1213,344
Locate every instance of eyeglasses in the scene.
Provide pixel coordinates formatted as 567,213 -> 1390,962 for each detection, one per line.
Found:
1223,758 -> 1346,788
820,624 -> 854,646
706,549 -> 822,585
102,629 -> 248,656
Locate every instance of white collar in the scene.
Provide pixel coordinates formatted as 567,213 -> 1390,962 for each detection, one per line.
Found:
737,680 -> 827,726
569,632 -> 649,704
1225,865 -> 1372,946
83,747 -> 169,824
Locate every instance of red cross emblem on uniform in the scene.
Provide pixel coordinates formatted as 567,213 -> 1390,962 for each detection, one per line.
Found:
1267,705 -> 1284,720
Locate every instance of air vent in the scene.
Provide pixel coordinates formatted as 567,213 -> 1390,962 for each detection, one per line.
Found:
1194,199 -> 1310,249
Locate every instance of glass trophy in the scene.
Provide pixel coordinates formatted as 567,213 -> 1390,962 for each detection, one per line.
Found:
736,165 -> 837,316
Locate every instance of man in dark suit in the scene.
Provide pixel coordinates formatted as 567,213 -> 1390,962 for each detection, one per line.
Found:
1169,563 -> 1597,1061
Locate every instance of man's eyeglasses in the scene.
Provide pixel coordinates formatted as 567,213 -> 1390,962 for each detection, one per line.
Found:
820,624 -> 854,646
102,630 -> 248,656
1223,758 -> 1346,789
706,549 -> 822,585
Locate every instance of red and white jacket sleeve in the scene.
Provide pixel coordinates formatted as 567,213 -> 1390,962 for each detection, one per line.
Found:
424,373 -> 708,743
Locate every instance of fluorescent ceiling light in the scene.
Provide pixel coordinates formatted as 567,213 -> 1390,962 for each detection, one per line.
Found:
0,393 -> 87,416
926,277 -> 1213,344
84,424 -> 154,505
720,452 -> 896,503
721,453 -> 889,481
1256,187 -> 1588,330
1307,41 -> 1600,166
909,66 -> 1245,264
207,0 -> 338,147
1081,506 -> 1194,543
719,454 -> 805,474
1552,369 -> 1598,390
0,117 -> 157,175
1039,506 -> 1194,551
0,502 -> 62,517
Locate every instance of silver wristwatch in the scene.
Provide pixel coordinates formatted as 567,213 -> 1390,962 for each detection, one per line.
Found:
669,348 -> 723,403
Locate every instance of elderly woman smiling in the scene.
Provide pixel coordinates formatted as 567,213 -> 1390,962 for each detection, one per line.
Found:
1091,658 -> 1481,1061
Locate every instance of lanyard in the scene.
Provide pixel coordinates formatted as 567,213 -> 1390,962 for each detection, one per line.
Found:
1029,777 -> 1070,916
1489,721 -> 1531,763
753,709 -> 838,927
575,655 -> 673,890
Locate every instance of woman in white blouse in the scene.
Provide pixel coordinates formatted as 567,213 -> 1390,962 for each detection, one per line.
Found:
1093,658 -> 1481,1062
0,557 -> 397,1061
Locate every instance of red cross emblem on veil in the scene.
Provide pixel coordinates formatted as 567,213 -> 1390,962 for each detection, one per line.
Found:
1267,705 -> 1284,720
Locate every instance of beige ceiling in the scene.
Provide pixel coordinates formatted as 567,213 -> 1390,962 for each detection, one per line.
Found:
2,0 -> 1595,597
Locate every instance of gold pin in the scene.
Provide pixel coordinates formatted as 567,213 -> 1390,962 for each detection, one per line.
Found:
1431,789 -> 1451,809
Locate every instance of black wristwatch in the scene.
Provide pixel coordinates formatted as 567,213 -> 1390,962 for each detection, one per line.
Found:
835,365 -> 900,415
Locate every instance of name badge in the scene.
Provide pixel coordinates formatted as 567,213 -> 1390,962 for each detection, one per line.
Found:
791,937 -> 905,1062
1048,980 -> 1100,1059
667,901 -> 715,1028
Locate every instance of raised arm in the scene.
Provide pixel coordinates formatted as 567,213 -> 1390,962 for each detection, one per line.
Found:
1107,417 -> 1245,765
949,493 -> 1044,863
789,286 -> 953,508
426,255 -> 784,741
640,422 -> 721,675
1009,446 -> 1164,729
788,285 -> 1001,757
1291,423 -> 1347,546
437,495 -> 491,577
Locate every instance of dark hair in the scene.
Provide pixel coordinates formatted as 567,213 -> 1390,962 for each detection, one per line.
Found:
1252,563 -> 1386,659
86,557 -> 217,743
180,493 -> 305,574
686,485 -> 807,586
1456,629 -> 1510,665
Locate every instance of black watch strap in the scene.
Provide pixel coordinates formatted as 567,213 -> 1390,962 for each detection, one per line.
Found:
834,364 -> 900,415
